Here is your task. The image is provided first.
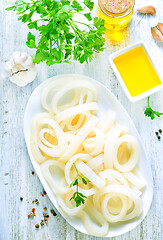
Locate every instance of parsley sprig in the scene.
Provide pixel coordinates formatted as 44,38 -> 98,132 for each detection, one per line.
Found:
144,97 -> 163,120
70,163 -> 88,207
6,0 -> 105,65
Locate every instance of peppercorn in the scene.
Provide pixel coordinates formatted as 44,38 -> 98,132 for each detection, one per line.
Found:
35,224 -> 39,229
30,212 -> 36,217
51,209 -> 57,216
43,213 -> 46,217
36,200 -> 39,205
158,136 -> 161,140
40,221 -> 44,226
43,191 -> 46,195
44,207 -> 47,211
159,129 -> 162,134
32,200 -> 35,203
155,132 -> 158,136
45,217 -> 48,221
20,197 -> 23,201
32,171 -> 35,175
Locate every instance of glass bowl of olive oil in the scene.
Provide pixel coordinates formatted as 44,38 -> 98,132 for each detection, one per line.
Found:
98,0 -> 135,30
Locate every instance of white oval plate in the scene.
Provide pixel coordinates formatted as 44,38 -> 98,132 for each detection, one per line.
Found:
24,74 -> 153,238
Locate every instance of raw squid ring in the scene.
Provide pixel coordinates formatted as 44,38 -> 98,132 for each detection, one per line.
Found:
55,102 -> 98,123
56,192 -> 86,216
83,127 -> 104,156
39,128 -> 57,148
30,112 -> 51,163
64,153 -> 97,196
51,80 -> 97,114
65,113 -> 85,131
63,111 -> 92,132
99,169 -> 129,186
94,184 -> 142,222
37,117 -> 68,157
41,78 -> 81,113
113,135 -> 139,172
97,110 -> 116,133
59,116 -> 99,162
78,201 -> 109,237
87,154 -> 104,170
104,125 -> 128,169
75,160 -> 106,189
101,193 -> 128,222
41,79 -> 63,112
41,160 -> 70,194
79,88 -> 95,104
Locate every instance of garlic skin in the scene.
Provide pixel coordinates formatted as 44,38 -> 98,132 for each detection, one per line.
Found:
150,18 -> 159,28
3,52 -> 37,87
158,23 -> 163,34
151,22 -> 163,42
137,5 -> 156,15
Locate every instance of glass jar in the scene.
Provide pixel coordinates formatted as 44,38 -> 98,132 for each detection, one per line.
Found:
98,0 -> 135,30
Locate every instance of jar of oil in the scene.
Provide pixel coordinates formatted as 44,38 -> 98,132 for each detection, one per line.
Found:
98,0 -> 135,30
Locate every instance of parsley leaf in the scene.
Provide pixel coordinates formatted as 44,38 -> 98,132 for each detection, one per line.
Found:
6,0 -> 105,65
84,13 -> 92,21
144,97 -> 163,120
72,0 -> 83,11
84,0 -> 94,11
26,32 -> 36,48
69,163 -> 88,207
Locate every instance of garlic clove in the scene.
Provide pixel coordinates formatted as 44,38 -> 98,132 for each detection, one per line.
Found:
12,51 -> 21,64
3,61 -> 13,77
158,22 -> 163,35
3,59 -> 16,78
137,5 -> 156,15
25,56 -> 35,68
20,52 -> 28,62
6,60 -> 14,71
151,26 -> 163,42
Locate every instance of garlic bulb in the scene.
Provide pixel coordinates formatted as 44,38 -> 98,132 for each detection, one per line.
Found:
3,52 -> 37,87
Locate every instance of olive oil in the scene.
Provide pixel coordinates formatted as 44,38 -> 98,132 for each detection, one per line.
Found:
113,46 -> 162,97
98,0 -> 134,30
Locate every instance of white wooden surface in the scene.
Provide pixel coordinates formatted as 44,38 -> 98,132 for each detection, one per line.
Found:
0,0 -> 163,239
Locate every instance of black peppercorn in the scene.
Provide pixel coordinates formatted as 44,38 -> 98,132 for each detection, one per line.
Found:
35,224 -> 39,229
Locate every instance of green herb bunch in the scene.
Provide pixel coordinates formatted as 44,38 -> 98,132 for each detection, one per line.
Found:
6,0 -> 105,65
70,163 -> 89,207
144,97 -> 163,120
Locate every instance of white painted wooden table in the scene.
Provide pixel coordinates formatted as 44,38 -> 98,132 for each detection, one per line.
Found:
0,0 -> 163,239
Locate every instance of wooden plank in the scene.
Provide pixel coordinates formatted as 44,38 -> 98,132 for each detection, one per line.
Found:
0,0 -> 163,239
